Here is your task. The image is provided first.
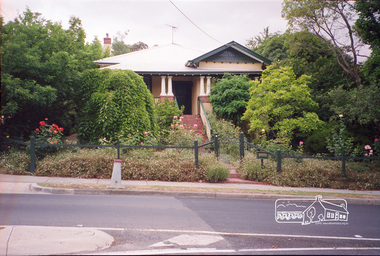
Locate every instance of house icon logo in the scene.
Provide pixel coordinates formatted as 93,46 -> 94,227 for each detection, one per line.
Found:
275,195 -> 349,225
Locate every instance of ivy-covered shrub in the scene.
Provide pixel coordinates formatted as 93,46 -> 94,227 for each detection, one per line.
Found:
78,69 -> 156,143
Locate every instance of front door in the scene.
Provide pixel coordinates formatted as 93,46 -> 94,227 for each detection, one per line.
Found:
173,81 -> 192,114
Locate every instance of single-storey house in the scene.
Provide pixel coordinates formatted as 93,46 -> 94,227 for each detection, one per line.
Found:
302,196 -> 349,225
95,41 -> 271,139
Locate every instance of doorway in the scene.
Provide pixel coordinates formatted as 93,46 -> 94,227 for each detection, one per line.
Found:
173,81 -> 193,114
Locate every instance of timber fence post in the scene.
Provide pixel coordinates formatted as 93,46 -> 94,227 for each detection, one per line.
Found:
30,136 -> 36,174
276,149 -> 282,173
194,140 -> 199,169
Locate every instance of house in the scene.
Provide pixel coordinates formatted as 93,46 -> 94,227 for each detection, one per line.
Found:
302,196 -> 349,225
94,40 -> 271,140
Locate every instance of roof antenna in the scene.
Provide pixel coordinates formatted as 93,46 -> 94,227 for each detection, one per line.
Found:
165,24 -> 178,44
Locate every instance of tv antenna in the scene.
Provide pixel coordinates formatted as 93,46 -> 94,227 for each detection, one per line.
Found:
165,24 -> 178,44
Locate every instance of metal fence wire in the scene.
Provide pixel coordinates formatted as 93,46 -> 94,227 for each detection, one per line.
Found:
3,133 -> 379,177
4,136 -> 219,173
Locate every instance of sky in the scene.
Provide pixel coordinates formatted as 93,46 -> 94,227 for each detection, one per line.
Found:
1,0 -> 288,52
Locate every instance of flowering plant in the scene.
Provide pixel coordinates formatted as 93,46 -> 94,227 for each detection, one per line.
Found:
371,138 -> 379,157
33,119 -> 64,158
165,116 -> 203,149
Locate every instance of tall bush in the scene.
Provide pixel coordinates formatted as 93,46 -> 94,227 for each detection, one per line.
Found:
78,69 -> 156,143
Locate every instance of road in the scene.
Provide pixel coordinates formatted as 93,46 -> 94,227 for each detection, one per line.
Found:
1,193 -> 380,255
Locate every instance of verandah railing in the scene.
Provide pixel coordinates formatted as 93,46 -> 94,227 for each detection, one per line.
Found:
198,97 -> 213,141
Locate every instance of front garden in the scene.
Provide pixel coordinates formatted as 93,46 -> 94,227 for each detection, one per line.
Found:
1,112 -> 379,190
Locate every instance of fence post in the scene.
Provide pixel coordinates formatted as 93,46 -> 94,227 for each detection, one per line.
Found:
239,132 -> 245,160
117,141 -> 120,159
194,140 -> 199,169
342,152 -> 346,178
276,149 -> 282,173
214,133 -> 219,159
30,136 -> 36,174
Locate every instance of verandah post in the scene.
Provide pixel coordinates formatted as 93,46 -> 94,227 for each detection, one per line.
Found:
30,136 -> 36,174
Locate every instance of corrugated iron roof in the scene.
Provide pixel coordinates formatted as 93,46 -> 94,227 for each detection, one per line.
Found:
95,42 -> 270,75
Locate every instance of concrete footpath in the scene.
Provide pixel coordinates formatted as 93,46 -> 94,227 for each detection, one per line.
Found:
1,173 -> 380,255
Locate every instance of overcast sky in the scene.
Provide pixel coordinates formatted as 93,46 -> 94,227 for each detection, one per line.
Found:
2,0 -> 288,51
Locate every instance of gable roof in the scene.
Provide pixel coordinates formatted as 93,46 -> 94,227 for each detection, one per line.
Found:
95,41 -> 271,75
186,41 -> 272,67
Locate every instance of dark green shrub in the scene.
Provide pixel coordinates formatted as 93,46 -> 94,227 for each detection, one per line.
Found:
78,69 -> 156,144
155,98 -> 184,133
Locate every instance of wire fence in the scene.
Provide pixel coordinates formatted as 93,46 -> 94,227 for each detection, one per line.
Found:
3,133 -> 379,177
240,133 -> 380,178
3,136 -> 218,173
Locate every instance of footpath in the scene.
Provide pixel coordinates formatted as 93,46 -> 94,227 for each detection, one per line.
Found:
1,173 -> 380,255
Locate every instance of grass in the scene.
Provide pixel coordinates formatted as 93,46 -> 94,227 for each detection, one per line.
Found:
36,183 -> 380,199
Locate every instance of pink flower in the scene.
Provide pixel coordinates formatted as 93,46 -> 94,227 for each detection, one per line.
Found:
144,131 -> 148,135
173,116 -> 178,120
299,141 -> 303,145
180,116 -> 184,120
140,142 -> 143,146
375,138 -> 379,143
365,145 -> 371,150
369,150 -> 373,155
194,124 -> 198,128
180,125 -> 184,128
171,124 -> 174,128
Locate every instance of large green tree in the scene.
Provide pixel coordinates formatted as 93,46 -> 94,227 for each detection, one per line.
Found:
355,0 -> 380,84
210,74 -> 252,126
1,8 -> 108,137
282,0 -> 363,87
243,66 -> 324,141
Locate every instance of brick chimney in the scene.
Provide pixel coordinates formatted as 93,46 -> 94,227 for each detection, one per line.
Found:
103,33 -> 111,51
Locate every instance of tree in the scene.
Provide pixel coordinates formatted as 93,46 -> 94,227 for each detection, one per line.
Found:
242,66 -> 324,141
246,26 -> 270,51
111,32 -> 149,55
247,31 -> 288,62
282,0 -> 363,87
78,69 -> 156,144
131,41 -> 149,52
355,0 -> 380,50
209,74 -> 252,126
1,8 -> 107,137
355,0 -> 380,84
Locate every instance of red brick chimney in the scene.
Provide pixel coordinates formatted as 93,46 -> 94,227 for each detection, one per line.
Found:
103,33 -> 111,51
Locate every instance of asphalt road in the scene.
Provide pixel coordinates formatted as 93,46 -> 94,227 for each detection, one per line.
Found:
1,193 -> 380,255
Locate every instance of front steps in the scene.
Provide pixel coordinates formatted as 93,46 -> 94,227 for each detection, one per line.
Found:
180,115 -> 208,142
